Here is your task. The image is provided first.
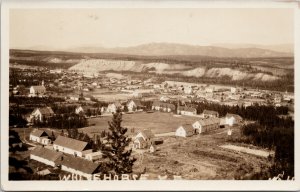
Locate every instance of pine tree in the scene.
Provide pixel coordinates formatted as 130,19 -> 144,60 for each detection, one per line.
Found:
101,109 -> 136,175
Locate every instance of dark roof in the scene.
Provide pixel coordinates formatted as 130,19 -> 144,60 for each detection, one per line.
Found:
55,154 -> 100,174
34,107 -> 54,116
31,146 -> 63,162
53,136 -> 88,152
140,130 -> 155,139
131,99 -> 143,107
178,106 -> 196,112
198,117 -> 220,126
30,129 -> 49,137
203,110 -> 219,116
179,125 -> 194,136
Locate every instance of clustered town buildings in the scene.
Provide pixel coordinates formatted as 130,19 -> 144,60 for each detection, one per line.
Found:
9,68 -> 294,179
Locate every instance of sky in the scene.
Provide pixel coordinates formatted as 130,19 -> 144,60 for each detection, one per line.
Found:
9,8 -> 294,49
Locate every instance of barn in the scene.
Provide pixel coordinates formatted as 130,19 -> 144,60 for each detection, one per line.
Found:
175,125 -> 195,137
193,117 -> 220,134
30,146 -> 63,167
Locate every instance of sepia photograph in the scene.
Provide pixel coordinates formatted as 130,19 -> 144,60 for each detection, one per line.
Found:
1,0 -> 299,191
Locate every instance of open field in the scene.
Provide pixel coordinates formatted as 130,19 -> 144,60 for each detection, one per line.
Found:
80,112 -> 200,137
131,126 -> 271,180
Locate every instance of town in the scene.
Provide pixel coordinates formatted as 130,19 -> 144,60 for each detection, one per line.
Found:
9,65 -> 294,180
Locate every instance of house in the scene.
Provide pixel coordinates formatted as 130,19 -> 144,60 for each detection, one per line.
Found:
75,106 -> 99,116
55,154 -> 100,180
133,130 -> 155,149
192,117 -> 220,134
53,136 -> 92,157
106,102 -> 123,113
183,86 -> 193,94
85,151 -> 102,161
29,82 -> 46,97
177,106 -> 197,116
30,146 -> 63,167
29,129 -> 51,145
225,113 -> 243,126
133,137 -> 147,149
30,107 -> 55,122
201,110 -> 219,118
175,125 -> 195,137
152,101 -> 176,112
127,100 -> 144,112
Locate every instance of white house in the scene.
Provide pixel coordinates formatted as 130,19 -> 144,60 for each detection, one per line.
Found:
30,107 -> 55,122
192,117 -> 220,134
175,125 -> 195,137
55,154 -> 100,180
106,102 -> 123,113
184,86 -> 193,94
29,129 -> 51,145
177,106 -> 197,116
225,113 -> 243,126
30,146 -> 63,167
127,100 -> 144,112
29,82 -> 46,97
53,136 -> 92,157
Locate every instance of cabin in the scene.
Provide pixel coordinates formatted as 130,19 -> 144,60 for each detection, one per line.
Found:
29,84 -> 46,97
175,125 -> 195,137
192,117 -> 220,134
225,113 -> 243,126
127,99 -> 144,112
53,136 -> 92,157
30,146 -> 63,167
55,154 -> 100,180
29,129 -> 51,145
201,110 -> 219,118
177,106 -> 197,116
106,102 -> 123,113
30,107 -> 55,123
133,130 -> 155,149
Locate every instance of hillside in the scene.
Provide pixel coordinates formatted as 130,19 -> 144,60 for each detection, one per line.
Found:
69,59 -> 280,82
67,43 -> 293,58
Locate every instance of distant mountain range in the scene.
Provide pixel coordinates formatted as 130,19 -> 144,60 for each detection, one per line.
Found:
18,42 -> 293,58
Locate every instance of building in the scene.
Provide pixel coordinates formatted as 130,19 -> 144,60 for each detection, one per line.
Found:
29,129 -> 51,145
175,125 -> 195,137
192,117 -> 220,134
149,144 -> 157,153
75,106 -> 99,116
55,154 -> 100,180
225,113 -> 243,126
30,146 -> 63,167
106,102 -> 123,113
133,130 -> 155,149
53,136 -> 92,157
127,100 -> 144,112
177,106 -> 197,116
85,151 -> 102,161
29,83 -> 46,97
30,107 -> 55,122
133,137 -> 147,149
152,101 -> 176,112
201,110 -> 219,118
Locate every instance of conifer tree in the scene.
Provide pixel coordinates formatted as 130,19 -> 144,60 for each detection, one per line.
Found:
102,109 -> 136,175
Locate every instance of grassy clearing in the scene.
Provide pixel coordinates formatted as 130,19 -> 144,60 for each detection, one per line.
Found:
80,112 -> 200,137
